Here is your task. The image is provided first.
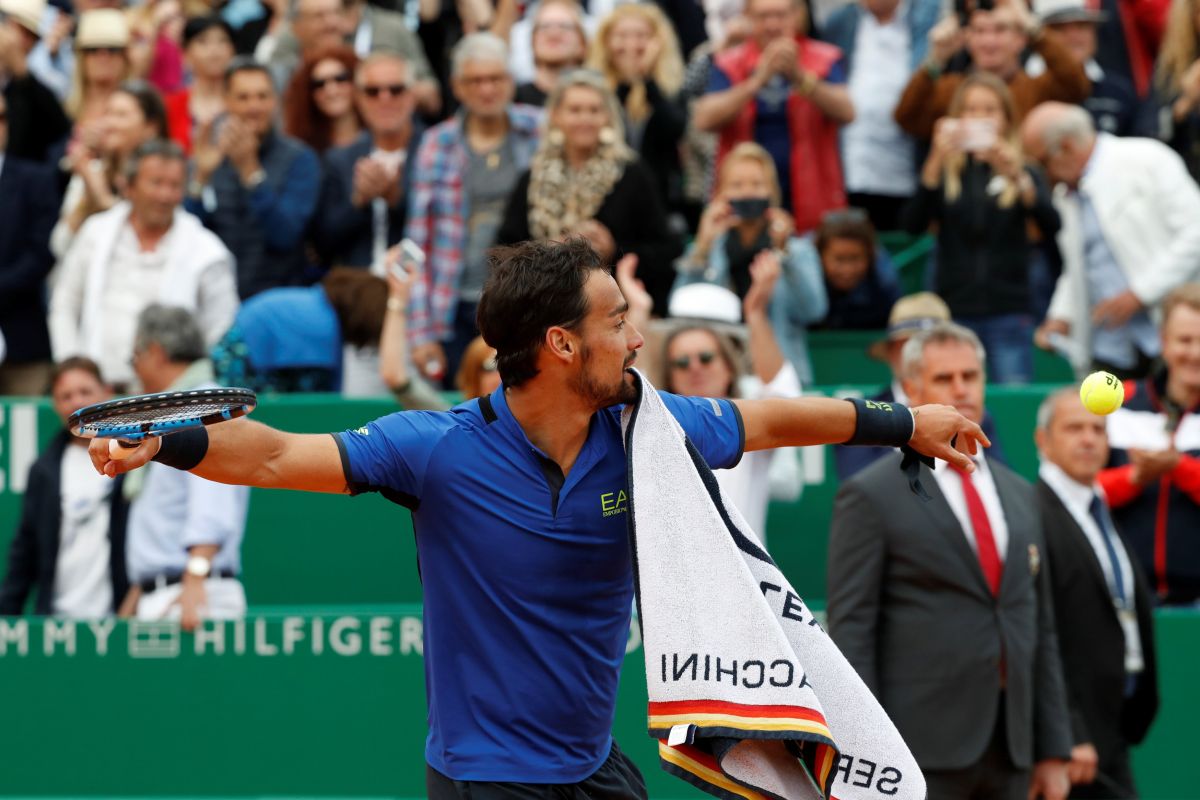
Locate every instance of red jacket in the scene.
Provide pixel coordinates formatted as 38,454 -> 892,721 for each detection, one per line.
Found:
714,37 -> 847,233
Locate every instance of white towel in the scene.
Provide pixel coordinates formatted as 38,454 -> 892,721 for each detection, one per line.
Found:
622,370 -> 925,800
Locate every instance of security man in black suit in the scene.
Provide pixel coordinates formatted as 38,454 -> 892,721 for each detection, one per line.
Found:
829,322 -> 1073,800
1034,387 -> 1158,799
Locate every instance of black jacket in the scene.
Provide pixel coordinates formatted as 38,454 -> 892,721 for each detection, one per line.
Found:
498,157 -> 683,311
617,79 -> 686,216
902,160 -> 1060,317
0,155 -> 60,364
1037,480 -> 1158,770
3,74 -> 71,163
0,432 -> 130,615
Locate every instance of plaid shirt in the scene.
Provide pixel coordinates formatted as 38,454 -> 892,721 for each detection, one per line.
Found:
405,105 -> 543,345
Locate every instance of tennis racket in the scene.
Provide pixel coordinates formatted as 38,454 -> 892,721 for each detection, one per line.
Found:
68,387 -> 257,459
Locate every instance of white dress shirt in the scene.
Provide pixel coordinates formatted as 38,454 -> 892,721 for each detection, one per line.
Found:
932,454 -> 1009,563
841,6 -> 917,197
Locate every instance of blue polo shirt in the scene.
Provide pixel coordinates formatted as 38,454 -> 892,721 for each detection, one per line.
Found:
334,386 -> 744,782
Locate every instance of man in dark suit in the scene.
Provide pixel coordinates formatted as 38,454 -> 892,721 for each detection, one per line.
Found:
313,52 -> 421,272
828,322 -> 1072,800
1034,388 -> 1158,799
0,90 -> 61,395
0,358 -> 130,617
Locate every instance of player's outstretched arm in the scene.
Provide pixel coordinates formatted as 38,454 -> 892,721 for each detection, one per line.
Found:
88,417 -> 350,494
733,397 -> 990,472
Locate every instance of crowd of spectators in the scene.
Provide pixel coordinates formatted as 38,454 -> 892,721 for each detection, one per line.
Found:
7,0 -> 1200,792
4,0 -> 1200,394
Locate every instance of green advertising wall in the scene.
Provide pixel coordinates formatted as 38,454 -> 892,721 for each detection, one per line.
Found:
0,607 -> 1196,799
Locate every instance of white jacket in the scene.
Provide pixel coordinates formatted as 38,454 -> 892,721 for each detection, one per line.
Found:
1048,134 -> 1200,374
49,202 -> 239,386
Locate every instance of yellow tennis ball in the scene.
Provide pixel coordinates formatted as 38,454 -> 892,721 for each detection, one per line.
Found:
1080,371 -> 1124,416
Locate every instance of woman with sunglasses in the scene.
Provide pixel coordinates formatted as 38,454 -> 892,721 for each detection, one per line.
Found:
673,141 -> 827,384
617,251 -> 803,544
164,16 -> 235,155
283,46 -> 363,154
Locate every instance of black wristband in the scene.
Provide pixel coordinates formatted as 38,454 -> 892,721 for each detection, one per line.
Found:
845,397 -> 915,447
151,427 -> 210,471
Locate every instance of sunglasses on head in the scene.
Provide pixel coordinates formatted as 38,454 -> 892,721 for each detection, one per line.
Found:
362,83 -> 407,98
670,351 -> 717,370
311,72 -> 351,90
83,46 -> 125,56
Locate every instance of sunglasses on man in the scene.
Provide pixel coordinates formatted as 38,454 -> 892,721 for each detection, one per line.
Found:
361,83 -> 407,98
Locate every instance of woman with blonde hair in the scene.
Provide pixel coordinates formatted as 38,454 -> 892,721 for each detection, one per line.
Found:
674,141 -> 826,384
66,10 -> 133,130
497,69 -> 682,311
587,3 -> 687,217
1154,0 -> 1200,179
902,72 -> 1059,384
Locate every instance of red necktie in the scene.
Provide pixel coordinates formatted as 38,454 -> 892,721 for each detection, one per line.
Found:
951,465 -> 1003,595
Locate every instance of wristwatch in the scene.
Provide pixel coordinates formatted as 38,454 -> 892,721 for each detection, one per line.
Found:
185,555 -> 213,578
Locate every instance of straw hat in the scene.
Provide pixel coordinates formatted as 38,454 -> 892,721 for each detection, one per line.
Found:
867,292 -> 952,361
76,8 -> 130,49
0,0 -> 45,37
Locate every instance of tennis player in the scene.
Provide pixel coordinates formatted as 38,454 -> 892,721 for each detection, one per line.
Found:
91,239 -> 986,799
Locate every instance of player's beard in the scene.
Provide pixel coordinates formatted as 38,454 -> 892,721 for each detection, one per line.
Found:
573,344 -> 638,408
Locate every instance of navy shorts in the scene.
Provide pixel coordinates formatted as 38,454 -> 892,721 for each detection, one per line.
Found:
425,740 -> 648,799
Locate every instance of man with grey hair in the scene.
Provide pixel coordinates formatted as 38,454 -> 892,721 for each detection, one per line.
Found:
50,139 -> 239,390
1033,387 -> 1158,798
1023,101 -> 1200,380
314,53 -> 422,273
123,304 -> 249,630
829,322 -> 1073,800
404,32 -> 542,386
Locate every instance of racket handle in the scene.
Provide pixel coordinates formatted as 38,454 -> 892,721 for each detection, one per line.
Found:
109,439 -> 142,460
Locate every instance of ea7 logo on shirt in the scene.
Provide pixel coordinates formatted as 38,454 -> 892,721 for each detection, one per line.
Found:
601,490 -> 628,517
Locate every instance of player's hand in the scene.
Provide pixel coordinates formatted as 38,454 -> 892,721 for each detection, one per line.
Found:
1066,743 -> 1098,785
1028,759 -> 1070,800
908,403 -> 991,472
175,577 -> 207,633
90,437 -> 161,478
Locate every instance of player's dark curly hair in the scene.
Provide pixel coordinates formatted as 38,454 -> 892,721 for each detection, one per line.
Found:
477,239 -> 606,388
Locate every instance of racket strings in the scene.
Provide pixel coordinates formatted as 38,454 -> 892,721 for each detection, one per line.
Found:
84,400 -> 237,427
